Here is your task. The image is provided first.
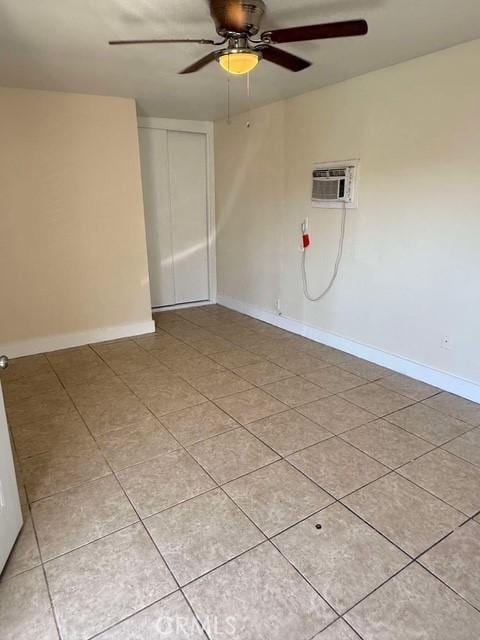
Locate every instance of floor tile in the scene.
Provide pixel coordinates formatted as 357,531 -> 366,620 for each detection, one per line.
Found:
179,308 -> 215,322
11,411 -> 92,460
0,567 -> 59,640
313,620 -> 361,639
215,388 -> 288,425
22,444 -> 110,502
288,438 -> 388,498
269,352 -> 329,375
189,370 -> 253,400
132,331 -> 180,351
244,339 -> 294,359
96,415 -> 179,470
442,427 -> 480,466
3,369 -> 63,405
46,345 -> 100,368
159,401 -> 237,446
343,473 -> 466,557
153,311 -> 183,327
1,515 -> 41,579
153,343 -> 202,363
164,355 -> 227,383
79,393 -> 153,436
377,373 -> 439,401
316,345 -> 359,365
117,449 -> 215,518
68,377 -> 152,435
174,308 -> 212,324
67,375 -> 132,405
303,366 -> 367,393
297,340 -> 332,359
345,564 -> 480,640
274,503 -> 408,613
32,475 -> 138,560
296,395 -> 376,435
184,542 -> 335,640
420,520 -> 480,609
6,388 -> 75,428
92,340 -> 158,374
209,349 -> 264,369
95,591 -> 207,639
222,328 -> 260,348
423,392 -> 480,426
262,376 -> 331,407
145,488 -> 264,585
397,449 -> 480,515
146,383 -> 207,417
121,365 -> 181,402
55,359 -> 116,388
166,324 -> 210,341
247,410 -> 332,456
341,419 -> 434,468
1,353 -> 51,382
340,383 -> 413,417
188,428 -> 279,484
186,335 -> 234,355
385,402 -> 471,445
224,460 -> 333,537
233,361 -> 293,386
45,523 -> 176,640
338,358 -> 391,381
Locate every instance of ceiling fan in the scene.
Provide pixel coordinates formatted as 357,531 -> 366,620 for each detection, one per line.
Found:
109,0 -> 368,76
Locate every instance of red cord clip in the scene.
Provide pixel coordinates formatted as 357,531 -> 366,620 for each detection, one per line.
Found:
302,233 -> 310,249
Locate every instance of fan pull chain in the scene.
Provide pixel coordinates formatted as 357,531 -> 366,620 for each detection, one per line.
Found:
226,75 -> 231,124
246,72 -> 252,128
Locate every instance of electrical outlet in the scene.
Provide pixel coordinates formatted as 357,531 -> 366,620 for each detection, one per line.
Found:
441,335 -> 452,350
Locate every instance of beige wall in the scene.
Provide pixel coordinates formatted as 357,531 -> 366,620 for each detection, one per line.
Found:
215,39 -> 480,389
0,88 -> 152,351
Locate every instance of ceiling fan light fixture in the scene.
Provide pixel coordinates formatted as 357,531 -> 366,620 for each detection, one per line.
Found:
218,50 -> 260,75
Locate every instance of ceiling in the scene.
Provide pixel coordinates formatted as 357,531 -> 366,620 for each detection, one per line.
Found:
1,0 -> 480,121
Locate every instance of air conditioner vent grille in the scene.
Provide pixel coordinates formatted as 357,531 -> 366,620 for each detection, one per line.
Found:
312,181 -> 339,200
313,168 -> 347,178
312,162 -> 358,209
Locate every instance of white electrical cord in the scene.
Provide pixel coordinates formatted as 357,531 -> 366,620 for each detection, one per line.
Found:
301,201 -> 347,302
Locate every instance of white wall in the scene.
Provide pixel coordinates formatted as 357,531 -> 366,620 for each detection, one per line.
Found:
0,88 -> 154,356
215,39 -> 480,396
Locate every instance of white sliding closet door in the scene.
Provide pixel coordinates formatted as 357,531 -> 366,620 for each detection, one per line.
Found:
167,131 -> 209,304
138,128 -> 175,308
139,126 -> 210,308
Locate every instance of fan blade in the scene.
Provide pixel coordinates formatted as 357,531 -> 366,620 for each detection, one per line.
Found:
262,19 -> 368,44
257,45 -> 311,72
179,51 -> 218,74
109,38 -> 216,45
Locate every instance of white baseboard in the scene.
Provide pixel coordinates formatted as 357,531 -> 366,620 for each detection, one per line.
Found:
217,294 -> 480,404
152,300 -> 215,313
1,320 -> 156,359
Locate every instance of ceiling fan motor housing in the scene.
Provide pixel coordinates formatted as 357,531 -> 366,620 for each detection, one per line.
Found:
210,0 -> 266,37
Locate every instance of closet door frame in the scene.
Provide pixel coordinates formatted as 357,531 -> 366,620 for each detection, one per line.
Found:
137,116 -> 216,309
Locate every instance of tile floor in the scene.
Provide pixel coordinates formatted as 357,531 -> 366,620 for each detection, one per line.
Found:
1,305 -> 480,640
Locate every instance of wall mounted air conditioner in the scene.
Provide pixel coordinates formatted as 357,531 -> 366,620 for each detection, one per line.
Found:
312,159 -> 359,209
